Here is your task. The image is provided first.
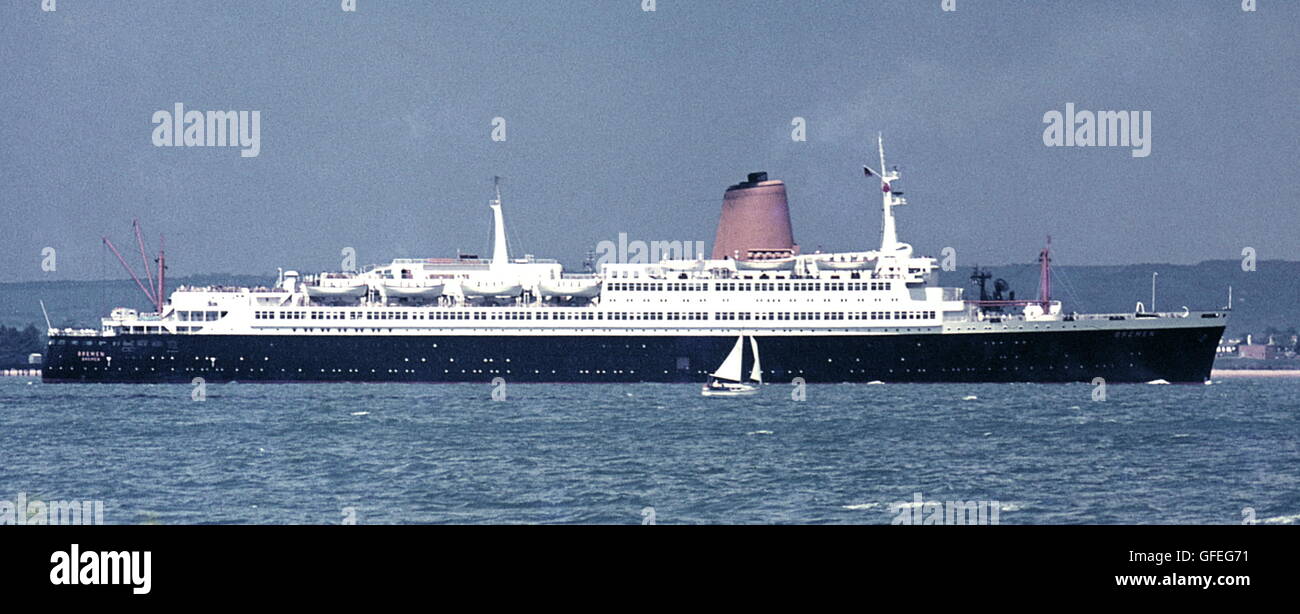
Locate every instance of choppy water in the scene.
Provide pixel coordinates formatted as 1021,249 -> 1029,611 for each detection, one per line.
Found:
1,377 -> 1297,524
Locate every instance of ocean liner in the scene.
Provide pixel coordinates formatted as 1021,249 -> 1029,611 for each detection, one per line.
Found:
43,138 -> 1226,384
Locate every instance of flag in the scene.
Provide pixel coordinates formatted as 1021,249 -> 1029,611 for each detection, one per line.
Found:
863,166 -> 875,177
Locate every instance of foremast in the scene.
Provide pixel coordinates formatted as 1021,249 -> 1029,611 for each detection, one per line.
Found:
864,134 -> 916,279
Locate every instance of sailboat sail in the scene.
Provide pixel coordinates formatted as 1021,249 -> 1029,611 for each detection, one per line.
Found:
749,336 -> 762,383
710,336 -> 745,382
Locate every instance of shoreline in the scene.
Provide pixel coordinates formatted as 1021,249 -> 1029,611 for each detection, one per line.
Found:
1211,369 -> 1300,378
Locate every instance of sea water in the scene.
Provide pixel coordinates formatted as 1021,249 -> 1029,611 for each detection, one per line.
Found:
1,378 -> 1296,524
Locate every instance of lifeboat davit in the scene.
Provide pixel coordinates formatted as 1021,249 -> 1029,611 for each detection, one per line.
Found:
537,279 -> 602,298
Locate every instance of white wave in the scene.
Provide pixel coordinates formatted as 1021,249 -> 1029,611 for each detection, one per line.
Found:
866,380 -> 885,385
1146,379 -> 1170,385
350,411 -> 370,416
746,430 -> 774,436
1262,513 -> 1300,524
841,502 -> 879,510
962,395 -> 978,400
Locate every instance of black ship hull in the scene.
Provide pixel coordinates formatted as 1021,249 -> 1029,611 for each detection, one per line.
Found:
43,324 -> 1224,384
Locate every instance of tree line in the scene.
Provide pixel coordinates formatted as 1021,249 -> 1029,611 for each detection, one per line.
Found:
0,324 -> 44,367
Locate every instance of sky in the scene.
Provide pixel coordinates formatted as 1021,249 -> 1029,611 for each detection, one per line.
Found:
1,0 -> 1296,283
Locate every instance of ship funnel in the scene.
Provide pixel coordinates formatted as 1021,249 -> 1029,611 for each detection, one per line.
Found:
711,172 -> 798,260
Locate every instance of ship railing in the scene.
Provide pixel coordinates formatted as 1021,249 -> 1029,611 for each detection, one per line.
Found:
972,309 -> 1225,323
50,328 -> 102,337
1063,310 -> 1225,321
177,285 -> 251,293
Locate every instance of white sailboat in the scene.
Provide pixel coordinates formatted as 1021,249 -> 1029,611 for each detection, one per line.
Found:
701,336 -> 762,397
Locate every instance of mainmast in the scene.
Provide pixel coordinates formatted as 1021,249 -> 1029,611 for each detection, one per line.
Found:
488,176 -> 509,273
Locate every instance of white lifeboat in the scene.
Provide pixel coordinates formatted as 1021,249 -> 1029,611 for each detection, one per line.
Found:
305,277 -> 368,298
734,257 -> 796,271
537,279 -> 601,298
812,255 -> 874,270
379,280 -> 445,299
460,280 -> 524,298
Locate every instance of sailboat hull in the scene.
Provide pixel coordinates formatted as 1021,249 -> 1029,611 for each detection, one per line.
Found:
701,385 -> 758,397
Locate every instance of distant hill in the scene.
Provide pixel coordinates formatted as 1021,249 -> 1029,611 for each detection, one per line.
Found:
1,261 -> 1295,339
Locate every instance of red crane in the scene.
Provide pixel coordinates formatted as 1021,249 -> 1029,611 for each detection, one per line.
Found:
103,220 -> 167,313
